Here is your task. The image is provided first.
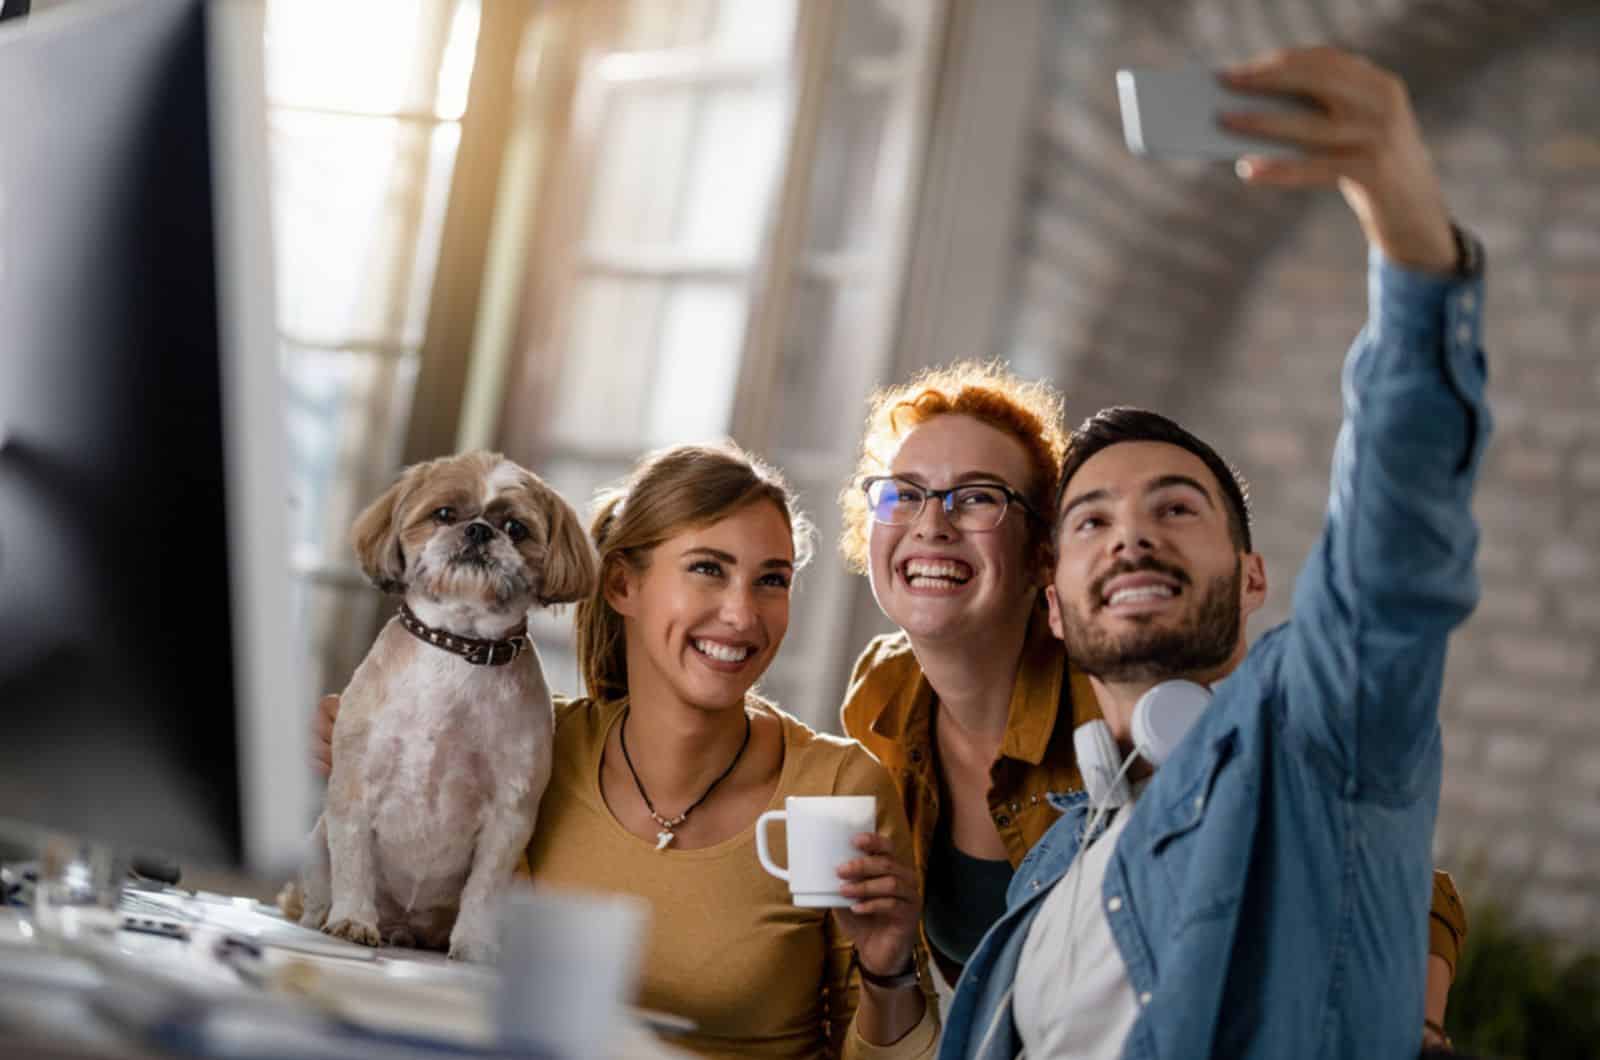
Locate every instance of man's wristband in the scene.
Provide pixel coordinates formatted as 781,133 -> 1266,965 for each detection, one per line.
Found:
1450,222 -> 1484,279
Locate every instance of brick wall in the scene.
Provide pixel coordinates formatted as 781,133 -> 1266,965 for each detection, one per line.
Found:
1001,0 -> 1600,940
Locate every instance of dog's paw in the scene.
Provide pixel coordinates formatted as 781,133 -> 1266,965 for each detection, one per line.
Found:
276,881 -> 304,921
447,922 -> 499,963
447,937 -> 495,962
324,917 -> 382,947
298,905 -> 329,931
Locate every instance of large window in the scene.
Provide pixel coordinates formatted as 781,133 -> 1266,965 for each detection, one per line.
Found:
263,0 -> 1031,731
266,0 -> 483,698
544,4 -> 796,453
502,0 -> 948,728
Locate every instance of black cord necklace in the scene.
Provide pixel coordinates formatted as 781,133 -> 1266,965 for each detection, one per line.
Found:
619,705 -> 752,851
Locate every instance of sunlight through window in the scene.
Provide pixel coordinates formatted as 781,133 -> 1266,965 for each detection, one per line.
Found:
264,0 -> 481,698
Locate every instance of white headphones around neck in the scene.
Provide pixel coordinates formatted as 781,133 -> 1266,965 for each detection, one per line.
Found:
1073,679 -> 1212,809
973,678 -> 1216,1054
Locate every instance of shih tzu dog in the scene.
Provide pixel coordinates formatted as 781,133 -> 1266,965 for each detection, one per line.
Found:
293,451 -> 595,961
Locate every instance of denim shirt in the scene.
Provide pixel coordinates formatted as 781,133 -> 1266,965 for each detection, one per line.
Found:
938,252 -> 1491,1060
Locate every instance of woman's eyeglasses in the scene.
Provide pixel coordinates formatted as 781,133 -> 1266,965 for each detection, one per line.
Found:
861,475 -> 1043,532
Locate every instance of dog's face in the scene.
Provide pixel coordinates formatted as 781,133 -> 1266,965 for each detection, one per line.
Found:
351,451 -> 597,613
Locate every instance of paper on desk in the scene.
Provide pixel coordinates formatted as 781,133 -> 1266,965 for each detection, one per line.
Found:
122,893 -> 694,1057
127,889 -> 377,961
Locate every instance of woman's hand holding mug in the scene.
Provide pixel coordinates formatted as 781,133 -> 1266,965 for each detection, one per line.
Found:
755,796 -> 921,984
835,831 -> 921,984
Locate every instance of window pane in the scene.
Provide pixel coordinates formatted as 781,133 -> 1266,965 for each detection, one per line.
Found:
266,0 -> 476,118
706,0 -> 796,64
267,0 -> 484,705
271,113 -> 460,347
645,282 -> 746,445
537,455 -> 638,524
282,344 -> 420,555
618,0 -> 795,62
586,85 -> 784,261
677,88 -> 786,259
549,278 -> 745,448
834,0 -> 908,60
585,91 -> 695,249
768,279 -> 874,452
549,278 -> 664,447
433,0 -> 482,121
805,81 -> 892,256
403,122 -> 465,341
618,0 -> 716,52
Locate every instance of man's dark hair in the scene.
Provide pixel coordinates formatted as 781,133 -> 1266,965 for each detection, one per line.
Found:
1054,407 -> 1254,552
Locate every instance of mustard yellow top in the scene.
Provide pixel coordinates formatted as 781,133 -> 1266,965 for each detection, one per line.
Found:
527,697 -> 938,1060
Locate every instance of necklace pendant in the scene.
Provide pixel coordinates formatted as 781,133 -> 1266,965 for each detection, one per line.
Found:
655,829 -> 674,852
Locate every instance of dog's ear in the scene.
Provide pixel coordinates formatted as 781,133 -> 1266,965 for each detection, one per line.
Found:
534,484 -> 598,606
351,464 -> 423,593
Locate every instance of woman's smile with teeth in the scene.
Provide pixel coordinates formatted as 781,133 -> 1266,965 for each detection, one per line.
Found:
902,558 -> 973,587
692,638 -> 753,663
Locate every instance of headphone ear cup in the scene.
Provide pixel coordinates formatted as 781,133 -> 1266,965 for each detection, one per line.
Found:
1130,679 -> 1212,769
1073,719 -> 1130,809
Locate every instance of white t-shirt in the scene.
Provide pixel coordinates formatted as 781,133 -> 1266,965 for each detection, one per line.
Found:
1012,788 -> 1144,1059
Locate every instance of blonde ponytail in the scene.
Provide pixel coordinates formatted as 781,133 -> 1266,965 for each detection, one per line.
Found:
575,491 -> 631,703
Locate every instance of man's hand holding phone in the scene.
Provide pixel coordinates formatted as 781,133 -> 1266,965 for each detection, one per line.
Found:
1116,65 -> 1312,160
1119,47 -> 1456,274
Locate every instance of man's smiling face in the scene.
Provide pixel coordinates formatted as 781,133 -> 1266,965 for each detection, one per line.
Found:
1047,441 -> 1264,684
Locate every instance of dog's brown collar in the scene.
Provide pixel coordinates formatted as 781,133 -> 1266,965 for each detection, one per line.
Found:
398,604 -> 529,667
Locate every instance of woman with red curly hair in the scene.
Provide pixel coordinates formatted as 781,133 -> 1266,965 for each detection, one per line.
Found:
836,362 -> 1468,1017
837,361 -> 1092,989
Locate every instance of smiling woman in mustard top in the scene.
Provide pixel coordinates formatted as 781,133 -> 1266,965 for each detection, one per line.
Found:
528,444 -> 936,1059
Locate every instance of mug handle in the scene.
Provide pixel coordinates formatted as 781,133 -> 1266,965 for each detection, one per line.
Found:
754,810 -> 788,882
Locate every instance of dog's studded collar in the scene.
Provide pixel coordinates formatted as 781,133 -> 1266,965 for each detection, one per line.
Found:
398,604 -> 529,666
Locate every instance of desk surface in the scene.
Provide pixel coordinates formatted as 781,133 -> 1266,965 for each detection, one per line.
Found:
1,895 -> 692,1059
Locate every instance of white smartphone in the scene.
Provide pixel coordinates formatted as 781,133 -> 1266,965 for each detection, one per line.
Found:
1116,66 -> 1314,160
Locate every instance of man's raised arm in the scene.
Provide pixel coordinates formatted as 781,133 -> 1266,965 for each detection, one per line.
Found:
1225,48 -> 1491,795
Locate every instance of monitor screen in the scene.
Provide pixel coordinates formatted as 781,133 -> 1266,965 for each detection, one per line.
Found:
0,0 -> 307,873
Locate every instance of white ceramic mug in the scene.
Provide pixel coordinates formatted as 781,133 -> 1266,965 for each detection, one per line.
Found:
494,887 -> 650,1058
755,796 -> 876,907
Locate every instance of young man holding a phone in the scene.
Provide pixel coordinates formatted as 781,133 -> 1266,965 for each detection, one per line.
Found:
938,46 -> 1488,1059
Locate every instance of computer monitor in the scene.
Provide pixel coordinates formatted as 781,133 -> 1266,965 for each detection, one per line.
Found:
0,0 -> 309,873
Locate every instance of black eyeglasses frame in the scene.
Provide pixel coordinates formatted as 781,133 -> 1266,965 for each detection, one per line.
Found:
860,474 -> 1045,531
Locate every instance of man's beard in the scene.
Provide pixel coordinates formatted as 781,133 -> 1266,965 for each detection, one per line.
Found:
1061,558 -> 1242,684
